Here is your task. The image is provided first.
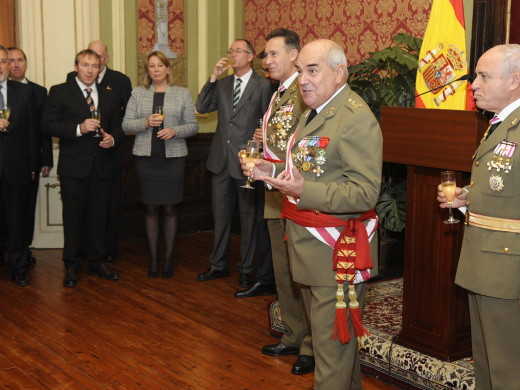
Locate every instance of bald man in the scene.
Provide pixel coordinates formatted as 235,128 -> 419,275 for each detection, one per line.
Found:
250,39 -> 382,389
437,44 -> 520,389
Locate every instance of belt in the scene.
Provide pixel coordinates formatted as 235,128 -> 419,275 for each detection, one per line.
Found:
467,211 -> 520,233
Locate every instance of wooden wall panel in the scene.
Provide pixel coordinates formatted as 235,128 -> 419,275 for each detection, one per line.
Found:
0,0 -> 16,47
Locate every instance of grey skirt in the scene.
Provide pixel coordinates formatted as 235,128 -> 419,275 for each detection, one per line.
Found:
134,155 -> 187,205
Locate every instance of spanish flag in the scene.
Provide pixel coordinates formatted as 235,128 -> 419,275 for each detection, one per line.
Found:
415,0 -> 475,110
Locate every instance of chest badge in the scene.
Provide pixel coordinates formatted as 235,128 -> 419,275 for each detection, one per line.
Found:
489,175 -> 504,192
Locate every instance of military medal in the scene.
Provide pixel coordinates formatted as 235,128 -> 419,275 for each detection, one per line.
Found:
294,136 -> 329,176
487,141 -> 516,173
489,175 -> 504,192
269,104 -> 295,152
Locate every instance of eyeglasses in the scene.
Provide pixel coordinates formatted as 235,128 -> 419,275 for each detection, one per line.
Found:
227,48 -> 251,55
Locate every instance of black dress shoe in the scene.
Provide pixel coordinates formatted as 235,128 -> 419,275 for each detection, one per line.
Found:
262,342 -> 299,356
89,263 -> 120,281
63,268 -> 78,288
238,272 -> 254,288
197,267 -> 230,281
291,355 -> 315,375
234,281 -> 276,298
13,271 -> 30,286
105,251 -> 117,262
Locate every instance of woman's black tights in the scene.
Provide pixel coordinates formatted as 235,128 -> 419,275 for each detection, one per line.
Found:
144,204 -> 177,278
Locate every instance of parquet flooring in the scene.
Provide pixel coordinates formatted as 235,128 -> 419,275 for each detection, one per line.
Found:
0,232 -> 398,389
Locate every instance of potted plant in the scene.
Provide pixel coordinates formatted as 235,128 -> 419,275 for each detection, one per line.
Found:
348,33 -> 422,274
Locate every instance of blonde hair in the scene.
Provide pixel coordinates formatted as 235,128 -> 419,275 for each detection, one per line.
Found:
143,51 -> 174,87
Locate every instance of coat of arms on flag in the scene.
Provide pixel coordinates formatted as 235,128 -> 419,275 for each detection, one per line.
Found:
415,0 -> 475,111
418,42 -> 468,106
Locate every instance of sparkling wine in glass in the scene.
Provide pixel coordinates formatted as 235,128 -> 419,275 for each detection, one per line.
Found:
441,170 -> 459,224
241,140 -> 259,189
224,57 -> 234,67
92,108 -> 101,137
1,105 -> 10,132
155,106 -> 164,130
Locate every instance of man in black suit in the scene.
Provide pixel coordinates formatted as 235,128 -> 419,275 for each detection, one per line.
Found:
67,41 -> 132,263
8,47 -> 53,264
42,49 -> 123,287
0,44 -> 39,286
196,39 -> 272,288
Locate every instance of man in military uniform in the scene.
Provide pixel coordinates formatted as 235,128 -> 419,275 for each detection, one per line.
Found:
246,29 -> 314,376
250,39 -> 382,389
437,44 -> 520,389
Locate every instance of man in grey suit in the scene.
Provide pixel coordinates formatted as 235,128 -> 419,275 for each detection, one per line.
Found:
438,44 -> 520,389
196,39 -> 271,288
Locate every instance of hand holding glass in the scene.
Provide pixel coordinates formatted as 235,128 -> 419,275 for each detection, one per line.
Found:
441,170 -> 459,224
1,104 -> 10,132
241,140 -> 259,189
92,108 -> 101,137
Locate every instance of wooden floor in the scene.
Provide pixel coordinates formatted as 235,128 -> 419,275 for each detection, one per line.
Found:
0,232 -> 398,389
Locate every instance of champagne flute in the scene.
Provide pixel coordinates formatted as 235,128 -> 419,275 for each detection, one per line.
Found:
92,108 -> 101,137
155,106 -> 164,130
241,140 -> 259,189
1,104 -> 10,132
441,170 -> 459,224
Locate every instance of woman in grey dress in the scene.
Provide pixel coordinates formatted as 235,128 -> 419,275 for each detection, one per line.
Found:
123,51 -> 199,278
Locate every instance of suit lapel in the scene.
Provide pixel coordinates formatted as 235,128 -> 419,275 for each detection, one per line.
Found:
70,80 -> 93,115
6,80 -> 19,111
232,73 -> 257,115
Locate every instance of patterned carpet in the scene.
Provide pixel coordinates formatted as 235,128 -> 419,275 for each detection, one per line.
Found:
269,278 -> 475,390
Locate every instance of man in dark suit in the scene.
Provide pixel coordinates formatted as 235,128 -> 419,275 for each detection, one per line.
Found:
42,49 -> 123,288
196,39 -> 271,287
0,44 -> 39,286
8,47 -> 53,264
67,41 -> 132,263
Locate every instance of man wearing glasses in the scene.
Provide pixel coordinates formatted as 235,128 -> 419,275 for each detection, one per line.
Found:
196,39 -> 271,289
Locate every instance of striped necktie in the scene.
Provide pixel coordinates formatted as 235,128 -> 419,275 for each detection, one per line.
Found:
233,78 -> 242,110
486,116 -> 501,139
85,88 -> 95,112
278,85 -> 286,98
